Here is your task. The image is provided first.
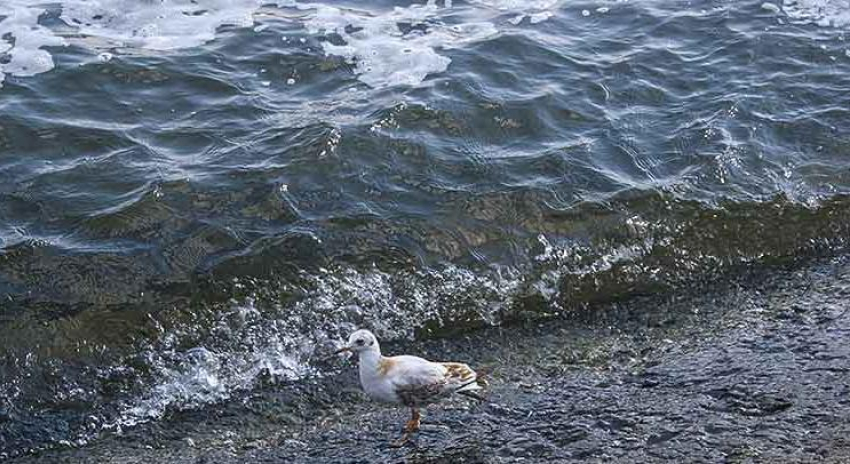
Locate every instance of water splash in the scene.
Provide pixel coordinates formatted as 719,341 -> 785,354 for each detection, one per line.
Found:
114,263 -> 520,429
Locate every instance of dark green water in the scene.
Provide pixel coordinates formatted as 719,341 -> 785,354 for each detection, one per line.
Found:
2,0 -> 850,458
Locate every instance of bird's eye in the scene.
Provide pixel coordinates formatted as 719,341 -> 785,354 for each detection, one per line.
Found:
356,339 -> 365,346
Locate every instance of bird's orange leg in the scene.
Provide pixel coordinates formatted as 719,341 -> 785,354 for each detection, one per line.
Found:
407,407 -> 421,432
390,407 -> 420,447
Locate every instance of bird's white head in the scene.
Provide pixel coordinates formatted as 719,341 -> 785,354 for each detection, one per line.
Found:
335,329 -> 380,354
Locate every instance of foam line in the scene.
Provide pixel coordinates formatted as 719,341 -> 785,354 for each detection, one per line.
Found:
0,0 -> 560,89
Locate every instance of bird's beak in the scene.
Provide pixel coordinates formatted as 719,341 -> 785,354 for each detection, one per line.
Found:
322,345 -> 351,362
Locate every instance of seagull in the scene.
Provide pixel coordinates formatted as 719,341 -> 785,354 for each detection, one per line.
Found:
335,329 -> 487,446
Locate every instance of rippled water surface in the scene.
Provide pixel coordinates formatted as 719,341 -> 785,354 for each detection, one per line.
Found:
2,0 -> 850,458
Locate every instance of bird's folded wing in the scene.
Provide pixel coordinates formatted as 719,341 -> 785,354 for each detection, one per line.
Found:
388,356 -> 448,405
439,362 -> 478,390
395,379 -> 446,405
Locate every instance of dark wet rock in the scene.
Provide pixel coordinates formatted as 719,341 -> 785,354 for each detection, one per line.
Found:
706,387 -> 794,417
647,428 -> 681,445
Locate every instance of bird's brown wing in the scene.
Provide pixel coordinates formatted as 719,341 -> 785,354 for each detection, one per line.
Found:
390,359 -> 481,406
439,362 -> 478,389
395,379 -> 447,406
387,356 -> 449,406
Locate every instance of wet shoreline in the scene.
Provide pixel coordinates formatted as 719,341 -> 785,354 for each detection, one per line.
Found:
9,256 -> 850,463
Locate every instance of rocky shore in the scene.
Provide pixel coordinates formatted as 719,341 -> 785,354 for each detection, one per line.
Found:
10,257 -> 850,463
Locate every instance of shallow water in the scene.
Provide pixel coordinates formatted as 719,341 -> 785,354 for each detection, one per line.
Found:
1,0 -> 850,458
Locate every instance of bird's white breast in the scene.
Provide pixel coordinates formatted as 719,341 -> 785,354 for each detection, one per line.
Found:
360,371 -> 400,403
358,352 -> 402,404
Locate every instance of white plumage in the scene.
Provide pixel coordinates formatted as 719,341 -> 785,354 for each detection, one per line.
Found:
336,329 -> 485,445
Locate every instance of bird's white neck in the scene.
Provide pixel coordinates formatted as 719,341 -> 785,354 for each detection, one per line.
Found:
358,347 -> 381,364
357,347 -> 383,377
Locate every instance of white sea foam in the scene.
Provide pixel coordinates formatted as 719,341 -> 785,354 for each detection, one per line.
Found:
0,0 -> 557,89
301,1 -> 498,88
1,0 -> 286,87
0,2 -> 67,87
8,0 -> 845,91
467,0 -> 561,12
57,0 -> 299,50
468,0 -> 560,24
782,0 -> 850,27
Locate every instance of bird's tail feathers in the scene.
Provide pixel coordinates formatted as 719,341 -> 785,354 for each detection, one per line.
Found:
458,389 -> 488,402
457,380 -> 483,392
474,369 -> 491,388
